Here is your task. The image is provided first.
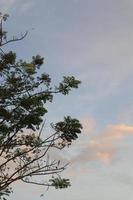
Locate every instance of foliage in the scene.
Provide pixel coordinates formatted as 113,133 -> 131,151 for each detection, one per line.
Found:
0,13 -> 82,199
49,176 -> 71,189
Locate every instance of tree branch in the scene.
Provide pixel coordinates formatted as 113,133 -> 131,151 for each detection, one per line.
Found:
1,31 -> 28,46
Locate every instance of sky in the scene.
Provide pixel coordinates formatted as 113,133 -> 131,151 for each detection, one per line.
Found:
1,0 -> 133,199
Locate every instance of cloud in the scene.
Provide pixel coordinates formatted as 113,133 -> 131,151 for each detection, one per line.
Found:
100,124 -> 133,141
0,0 -> 17,12
96,151 -> 113,164
71,124 -> 133,165
81,117 -> 96,134
0,0 -> 34,13
20,1 -> 34,12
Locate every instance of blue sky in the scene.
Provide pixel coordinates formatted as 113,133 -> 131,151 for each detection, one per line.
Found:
1,0 -> 133,199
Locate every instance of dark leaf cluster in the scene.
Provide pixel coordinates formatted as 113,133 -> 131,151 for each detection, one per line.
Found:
54,116 -> 82,143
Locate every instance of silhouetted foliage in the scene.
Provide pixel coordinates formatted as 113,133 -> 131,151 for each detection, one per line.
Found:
0,13 -> 82,199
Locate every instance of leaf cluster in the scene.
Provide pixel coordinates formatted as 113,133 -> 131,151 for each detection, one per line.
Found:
49,177 -> 71,189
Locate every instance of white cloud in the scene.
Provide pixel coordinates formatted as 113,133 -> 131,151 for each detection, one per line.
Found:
20,1 -> 34,12
0,0 -> 18,12
0,0 -> 34,13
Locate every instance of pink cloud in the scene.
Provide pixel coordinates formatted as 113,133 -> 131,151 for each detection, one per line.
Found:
96,151 -> 113,164
71,124 -> 133,165
81,116 -> 96,134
